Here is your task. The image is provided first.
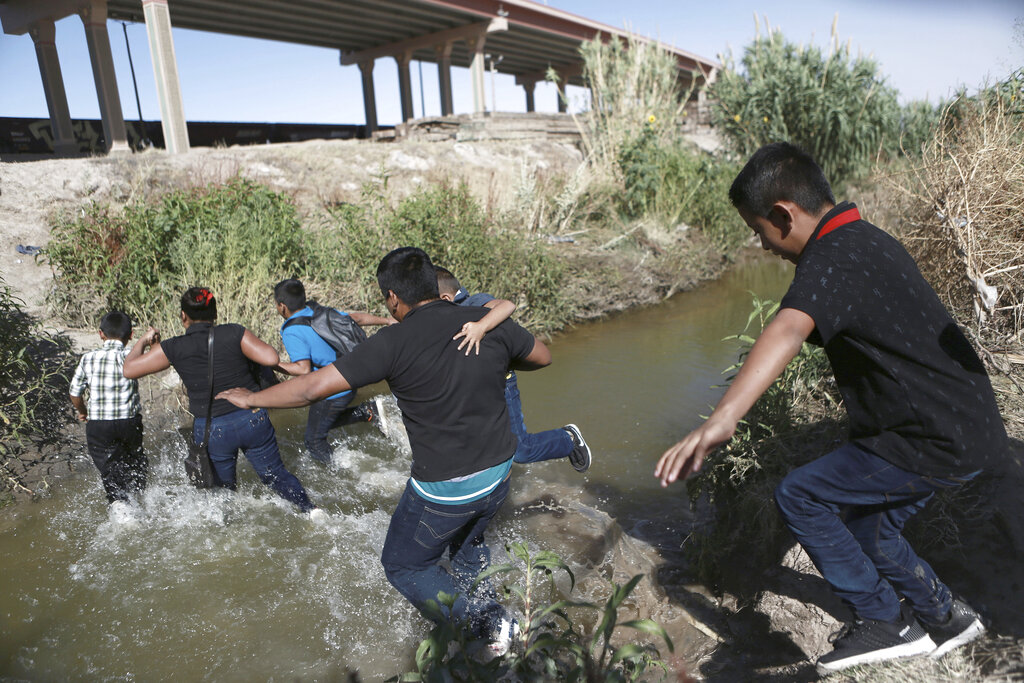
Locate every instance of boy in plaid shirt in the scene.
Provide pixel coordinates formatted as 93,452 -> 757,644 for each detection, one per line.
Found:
69,311 -> 147,504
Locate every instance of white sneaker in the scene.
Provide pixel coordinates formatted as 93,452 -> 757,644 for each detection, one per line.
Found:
108,500 -> 137,526
487,618 -> 519,657
307,508 -> 329,524
372,395 -> 389,437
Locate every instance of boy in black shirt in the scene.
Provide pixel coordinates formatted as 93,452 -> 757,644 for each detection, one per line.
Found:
218,247 -> 552,654
655,142 -> 1005,674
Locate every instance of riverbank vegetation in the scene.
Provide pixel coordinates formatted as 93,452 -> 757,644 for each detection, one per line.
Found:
0,277 -> 76,501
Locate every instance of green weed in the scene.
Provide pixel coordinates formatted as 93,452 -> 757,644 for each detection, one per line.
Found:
710,16 -> 905,189
685,295 -> 843,592
392,542 -> 674,682
0,278 -> 76,492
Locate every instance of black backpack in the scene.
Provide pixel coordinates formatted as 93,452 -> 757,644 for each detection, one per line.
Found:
282,300 -> 367,356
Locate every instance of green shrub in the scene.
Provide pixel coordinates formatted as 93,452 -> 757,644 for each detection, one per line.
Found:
0,278 -> 76,490
617,125 -> 746,252
685,296 -> 843,591
392,542 -> 673,682
312,183 -> 570,335
46,178 -> 305,341
47,179 -> 570,341
711,19 -> 902,188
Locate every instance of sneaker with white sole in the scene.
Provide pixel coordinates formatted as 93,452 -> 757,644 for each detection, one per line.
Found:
487,618 -> 519,657
816,604 -> 935,674
923,599 -> 985,659
371,395 -> 389,437
563,424 -> 592,472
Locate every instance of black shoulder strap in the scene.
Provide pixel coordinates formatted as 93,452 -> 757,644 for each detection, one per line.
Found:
281,316 -> 312,330
199,325 -> 215,447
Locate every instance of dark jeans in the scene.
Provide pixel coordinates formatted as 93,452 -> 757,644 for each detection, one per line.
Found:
775,442 -> 976,623
85,414 -> 147,504
381,477 -> 511,637
305,392 -> 372,463
193,408 -> 314,513
505,372 -> 572,464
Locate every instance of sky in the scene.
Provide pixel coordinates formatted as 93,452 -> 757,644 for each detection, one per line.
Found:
0,0 -> 1021,126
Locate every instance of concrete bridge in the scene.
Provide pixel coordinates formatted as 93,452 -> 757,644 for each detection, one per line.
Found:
0,0 -> 718,155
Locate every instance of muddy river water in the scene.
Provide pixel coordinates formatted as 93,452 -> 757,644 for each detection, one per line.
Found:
0,258 -> 792,680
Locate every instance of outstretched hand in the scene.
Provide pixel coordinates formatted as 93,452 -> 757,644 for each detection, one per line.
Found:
654,417 -> 737,487
453,320 -> 487,356
216,387 -> 253,409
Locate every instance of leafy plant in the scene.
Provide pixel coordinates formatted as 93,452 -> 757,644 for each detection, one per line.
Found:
711,17 -> 902,189
0,278 -> 76,493
392,542 -> 675,682
685,295 -> 842,591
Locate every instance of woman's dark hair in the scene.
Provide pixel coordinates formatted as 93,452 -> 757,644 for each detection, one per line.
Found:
100,310 -> 132,341
729,142 -> 836,217
273,278 -> 307,312
376,247 -> 440,305
181,287 -> 217,321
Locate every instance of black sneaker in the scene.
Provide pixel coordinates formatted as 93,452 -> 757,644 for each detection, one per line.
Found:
563,424 -> 592,472
923,599 -> 985,659
816,605 -> 935,674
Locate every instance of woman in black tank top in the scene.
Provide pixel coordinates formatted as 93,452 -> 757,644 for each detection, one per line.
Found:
124,287 -> 317,514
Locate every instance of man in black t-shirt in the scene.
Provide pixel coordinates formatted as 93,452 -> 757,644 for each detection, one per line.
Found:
219,248 -> 551,654
655,143 -> 1006,674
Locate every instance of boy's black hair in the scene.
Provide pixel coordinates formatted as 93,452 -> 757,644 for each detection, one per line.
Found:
377,247 -> 440,306
274,278 -> 307,312
100,310 -> 132,341
729,142 -> 836,217
434,266 -> 462,296
181,286 -> 217,321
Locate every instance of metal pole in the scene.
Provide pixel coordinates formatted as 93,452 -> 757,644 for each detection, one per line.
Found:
121,22 -> 146,146
417,60 -> 426,118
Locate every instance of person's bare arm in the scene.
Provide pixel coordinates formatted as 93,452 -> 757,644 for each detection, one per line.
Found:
655,307 -> 816,487
348,311 -> 394,327
275,358 -> 313,376
455,298 -> 516,356
69,394 -> 87,422
218,364 -> 352,410
510,338 -> 551,371
122,327 -> 170,379
240,329 -> 280,367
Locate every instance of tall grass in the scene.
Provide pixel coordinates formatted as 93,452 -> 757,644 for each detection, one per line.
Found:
685,296 -> 843,591
572,32 -> 747,255
46,178 -> 570,342
883,68 -> 1024,354
711,16 -> 902,189
0,277 -> 76,495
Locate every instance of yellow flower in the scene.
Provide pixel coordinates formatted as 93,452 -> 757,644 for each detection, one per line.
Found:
647,114 -> 657,124
763,116 -> 769,123
733,114 -> 741,123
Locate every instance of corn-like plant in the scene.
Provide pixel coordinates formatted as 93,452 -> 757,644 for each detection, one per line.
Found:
391,542 -> 675,682
711,15 -> 902,188
0,278 -> 76,494
571,32 -> 696,182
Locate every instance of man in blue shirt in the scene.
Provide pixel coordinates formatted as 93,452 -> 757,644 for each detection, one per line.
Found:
273,279 -> 392,463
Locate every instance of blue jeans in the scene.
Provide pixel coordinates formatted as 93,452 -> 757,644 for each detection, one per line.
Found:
775,442 -> 976,623
505,372 -> 572,464
193,408 -> 315,513
305,392 -> 371,463
381,477 -> 511,637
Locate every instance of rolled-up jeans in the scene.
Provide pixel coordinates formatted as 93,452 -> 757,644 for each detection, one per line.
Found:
775,442 -> 977,623
193,407 -> 314,513
381,476 -> 511,638
504,372 -> 573,464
